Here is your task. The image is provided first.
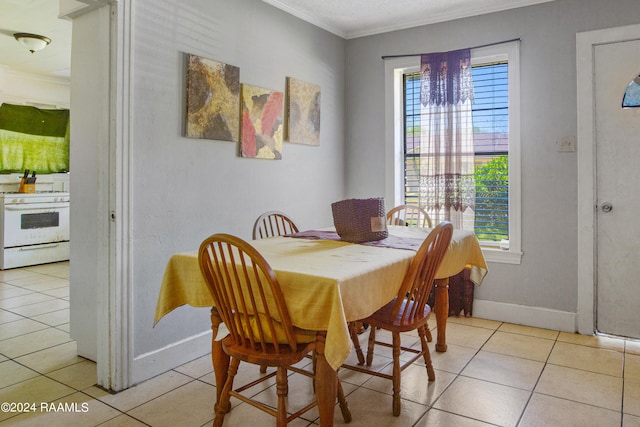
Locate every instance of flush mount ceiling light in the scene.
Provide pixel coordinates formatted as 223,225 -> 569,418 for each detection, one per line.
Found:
622,74 -> 640,108
13,32 -> 51,54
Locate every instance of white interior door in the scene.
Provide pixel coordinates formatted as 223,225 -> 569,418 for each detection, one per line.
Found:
594,38 -> 640,339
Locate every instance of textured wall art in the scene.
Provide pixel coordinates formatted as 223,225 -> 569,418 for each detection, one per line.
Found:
285,77 -> 320,146
185,54 -> 240,142
240,84 -> 284,160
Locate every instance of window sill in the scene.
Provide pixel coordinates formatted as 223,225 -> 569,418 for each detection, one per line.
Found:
481,246 -> 523,264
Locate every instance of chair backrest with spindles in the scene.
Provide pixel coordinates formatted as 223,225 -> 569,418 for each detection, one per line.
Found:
252,211 -> 300,240
390,222 -> 452,323
198,233 -> 298,354
386,204 -> 433,228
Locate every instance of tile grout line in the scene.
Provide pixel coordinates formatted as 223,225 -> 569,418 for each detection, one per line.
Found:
2,262 -> 637,426
412,321 -> 504,426
513,330 -> 560,427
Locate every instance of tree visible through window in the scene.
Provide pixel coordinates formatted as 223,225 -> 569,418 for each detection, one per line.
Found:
403,62 -> 509,243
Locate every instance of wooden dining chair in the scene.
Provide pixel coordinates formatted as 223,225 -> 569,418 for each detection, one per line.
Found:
251,211 -> 300,373
343,222 -> 453,417
349,205 -> 434,344
198,233 -> 352,427
252,211 -> 300,240
386,204 -> 433,228
386,204 -> 436,341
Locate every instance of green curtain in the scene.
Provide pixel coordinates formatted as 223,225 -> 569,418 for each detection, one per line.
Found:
0,103 -> 70,174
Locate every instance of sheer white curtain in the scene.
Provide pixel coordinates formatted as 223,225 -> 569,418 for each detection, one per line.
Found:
418,49 -> 475,230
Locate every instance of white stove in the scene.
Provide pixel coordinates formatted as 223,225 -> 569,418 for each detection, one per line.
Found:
0,191 -> 70,269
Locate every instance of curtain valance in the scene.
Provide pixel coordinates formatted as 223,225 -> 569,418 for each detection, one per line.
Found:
420,49 -> 473,107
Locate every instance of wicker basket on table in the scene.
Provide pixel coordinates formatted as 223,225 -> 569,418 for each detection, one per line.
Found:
331,198 -> 388,243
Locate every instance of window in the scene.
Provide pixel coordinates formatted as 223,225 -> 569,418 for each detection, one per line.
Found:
384,41 -> 522,264
470,63 -> 509,243
404,63 -> 508,242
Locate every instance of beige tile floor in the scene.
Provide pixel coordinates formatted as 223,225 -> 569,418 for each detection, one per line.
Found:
1,261 -> 640,426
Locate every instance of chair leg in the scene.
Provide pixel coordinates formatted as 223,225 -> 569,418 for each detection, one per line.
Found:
275,367 -> 288,427
336,378 -> 352,423
348,322 -> 365,365
366,325 -> 377,366
425,324 -> 433,342
307,350 -> 318,392
418,325 -> 435,381
391,332 -> 401,416
213,358 -> 240,427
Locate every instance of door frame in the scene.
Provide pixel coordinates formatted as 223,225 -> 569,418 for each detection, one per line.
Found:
64,0 -> 133,391
576,23 -> 640,335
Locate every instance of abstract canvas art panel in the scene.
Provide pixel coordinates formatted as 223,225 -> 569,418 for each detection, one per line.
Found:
285,77 -> 320,146
240,84 -> 284,160
185,54 -> 240,142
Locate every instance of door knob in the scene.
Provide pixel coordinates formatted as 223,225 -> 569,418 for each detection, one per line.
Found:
601,202 -> 613,213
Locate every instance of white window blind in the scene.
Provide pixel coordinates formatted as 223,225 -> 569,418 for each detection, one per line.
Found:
403,63 -> 509,243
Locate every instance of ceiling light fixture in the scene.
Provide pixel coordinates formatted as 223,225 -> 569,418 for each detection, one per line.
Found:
13,33 -> 51,54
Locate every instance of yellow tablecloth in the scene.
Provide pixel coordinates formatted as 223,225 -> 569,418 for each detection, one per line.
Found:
154,227 -> 487,370
386,226 -> 487,285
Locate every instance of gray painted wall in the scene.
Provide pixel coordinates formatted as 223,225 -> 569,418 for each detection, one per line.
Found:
344,0 -> 640,314
69,0 -> 640,386
70,0 -> 346,381
130,0 -> 346,359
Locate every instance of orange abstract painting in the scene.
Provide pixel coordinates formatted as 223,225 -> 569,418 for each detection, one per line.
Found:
240,84 -> 283,160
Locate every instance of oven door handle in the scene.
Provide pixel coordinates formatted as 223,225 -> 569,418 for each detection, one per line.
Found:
19,243 -> 62,251
5,203 -> 70,211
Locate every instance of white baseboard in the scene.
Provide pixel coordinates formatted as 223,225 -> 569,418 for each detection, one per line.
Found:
472,299 -> 578,333
129,300 -> 579,386
132,330 -> 212,386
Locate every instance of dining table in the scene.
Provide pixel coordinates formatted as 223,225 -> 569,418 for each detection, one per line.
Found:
154,225 -> 487,426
